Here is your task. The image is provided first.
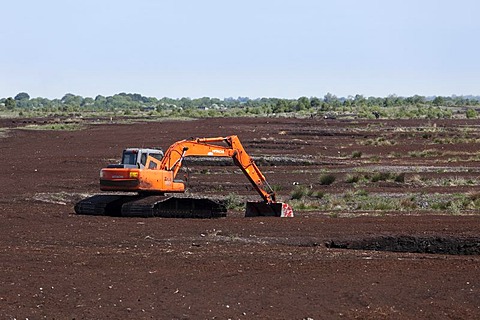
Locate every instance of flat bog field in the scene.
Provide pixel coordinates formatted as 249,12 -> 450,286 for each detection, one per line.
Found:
1,116 -> 480,319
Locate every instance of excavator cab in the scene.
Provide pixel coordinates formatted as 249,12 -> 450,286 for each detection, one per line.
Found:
107,148 -> 164,169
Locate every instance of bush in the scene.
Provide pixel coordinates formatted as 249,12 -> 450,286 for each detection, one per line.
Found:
355,189 -> 369,197
367,172 -> 405,183
466,108 -> 477,119
370,172 -> 392,182
345,174 -> 360,183
292,200 -> 319,211
308,190 -> 325,199
351,151 -> 362,158
394,173 -> 406,183
291,185 -> 309,200
409,149 -> 443,158
271,184 -> 283,192
319,174 -> 336,185
468,193 -> 480,210
224,193 -> 244,210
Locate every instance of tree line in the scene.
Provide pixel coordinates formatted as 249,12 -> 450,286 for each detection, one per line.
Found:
1,92 -> 479,119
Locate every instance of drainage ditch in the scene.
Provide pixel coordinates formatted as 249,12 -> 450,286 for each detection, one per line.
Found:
326,235 -> 480,255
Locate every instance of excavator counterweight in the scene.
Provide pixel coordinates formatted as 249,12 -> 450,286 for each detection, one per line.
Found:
75,135 -> 293,218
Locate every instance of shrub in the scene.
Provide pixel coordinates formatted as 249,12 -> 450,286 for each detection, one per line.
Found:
319,174 -> 336,185
447,199 -> 462,215
224,193 -> 244,210
355,189 -> 369,197
409,149 -> 443,158
309,190 -> 325,199
345,174 -> 360,183
291,185 -> 309,200
307,189 -> 325,199
466,108 -> 477,119
367,172 -> 405,183
394,173 -> 406,183
356,197 -> 399,211
294,200 -> 318,210
422,133 -> 433,139
399,198 -> 417,209
371,172 -> 392,182
469,193 -> 480,210
271,184 -> 283,192
388,152 -> 402,158
369,156 -> 380,163
351,151 -> 362,158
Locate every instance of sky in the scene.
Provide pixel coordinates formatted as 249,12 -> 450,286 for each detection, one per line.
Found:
1,0 -> 479,99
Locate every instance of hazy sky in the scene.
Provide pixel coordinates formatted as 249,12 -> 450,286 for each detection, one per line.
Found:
1,0 -> 479,99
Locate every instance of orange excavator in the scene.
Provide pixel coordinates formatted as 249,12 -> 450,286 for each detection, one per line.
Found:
75,135 -> 293,218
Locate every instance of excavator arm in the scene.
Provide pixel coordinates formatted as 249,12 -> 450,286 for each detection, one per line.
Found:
149,136 -> 277,204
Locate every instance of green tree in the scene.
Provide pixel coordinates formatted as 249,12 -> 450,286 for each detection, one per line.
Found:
383,94 -> 401,108
14,92 -> 30,101
405,95 -> 425,105
296,96 -> 310,111
82,97 -> 94,107
5,97 -> 16,109
178,97 -> 193,109
354,94 -> 366,106
323,93 -> 341,108
94,95 -> 107,109
323,93 -> 338,104
310,97 -> 321,108
432,96 -> 445,106
13,92 -> 31,108
466,108 -> 477,119
61,93 -> 83,107
273,99 -> 288,113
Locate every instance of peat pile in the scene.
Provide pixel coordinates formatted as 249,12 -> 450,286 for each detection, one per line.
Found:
327,235 -> 480,255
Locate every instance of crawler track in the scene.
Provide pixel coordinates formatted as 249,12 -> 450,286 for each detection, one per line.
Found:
74,194 -> 227,218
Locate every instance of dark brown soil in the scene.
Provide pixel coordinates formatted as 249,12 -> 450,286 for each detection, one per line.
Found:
1,117 -> 480,319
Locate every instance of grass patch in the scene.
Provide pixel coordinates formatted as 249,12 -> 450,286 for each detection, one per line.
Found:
345,172 -> 405,184
409,176 -> 480,187
22,123 -> 85,131
0,128 -> 9,138
409,149 -> 443,158
224,193 -> 245,211
355,196 -> 402,211
289,191 -> 480,213
360,137 -> 396,146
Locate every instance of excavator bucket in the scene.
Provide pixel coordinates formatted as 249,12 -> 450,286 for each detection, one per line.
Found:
245,202 -> 294,217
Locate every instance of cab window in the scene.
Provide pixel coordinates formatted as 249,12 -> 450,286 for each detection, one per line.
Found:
122,152 -> 137,165
151,153 -> 163,161
140,153 -> 148,166
148,161 -> 157,169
